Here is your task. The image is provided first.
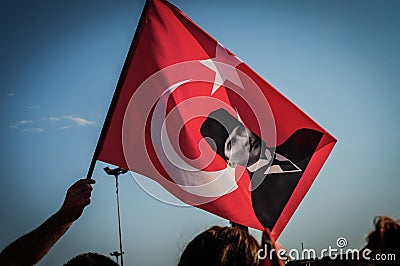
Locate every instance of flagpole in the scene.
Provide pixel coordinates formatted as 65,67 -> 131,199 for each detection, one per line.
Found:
86,0 -> 152,179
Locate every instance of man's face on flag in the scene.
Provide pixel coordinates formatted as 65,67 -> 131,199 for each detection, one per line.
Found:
224,125 -> 262,168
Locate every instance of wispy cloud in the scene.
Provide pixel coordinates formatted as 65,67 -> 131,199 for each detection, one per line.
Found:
48,116 -> 61,122
10,115 -> 96,134
22,128 -> 44,134
19,120 -> 33,125
63,116 -> 96,126
10,120 -> 34,129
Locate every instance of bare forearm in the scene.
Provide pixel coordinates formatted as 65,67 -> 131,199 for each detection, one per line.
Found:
0,178 -> 95,266
0,210 -> 72,266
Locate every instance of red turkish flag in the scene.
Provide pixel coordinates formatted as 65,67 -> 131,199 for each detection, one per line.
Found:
94,0 -> 336,239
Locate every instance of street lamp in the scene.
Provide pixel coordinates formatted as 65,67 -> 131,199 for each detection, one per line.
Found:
109,251 -> 125,265
104,166 -> 128,266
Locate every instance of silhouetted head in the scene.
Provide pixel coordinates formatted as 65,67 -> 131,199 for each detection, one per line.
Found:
178,226 -> 261,266
365,216 -> 400,253
63,252 -> 118,266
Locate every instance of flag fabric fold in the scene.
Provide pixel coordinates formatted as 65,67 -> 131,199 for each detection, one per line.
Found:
94,0 -> 336,238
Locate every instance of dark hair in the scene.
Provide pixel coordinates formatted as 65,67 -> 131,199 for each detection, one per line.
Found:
178,226 -> 261,266
365,216 -> 400,253
200,108 -> 243,161
63,252 -> 118,266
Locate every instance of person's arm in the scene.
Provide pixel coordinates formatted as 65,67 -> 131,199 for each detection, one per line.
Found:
0,178 -> 96,266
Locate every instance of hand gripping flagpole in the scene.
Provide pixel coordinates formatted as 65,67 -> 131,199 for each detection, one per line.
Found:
104,167 -> 128,266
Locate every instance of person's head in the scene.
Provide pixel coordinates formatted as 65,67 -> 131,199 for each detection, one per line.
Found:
178,226 -> 261,266
63,252 -> 118,266
200,108 -> 264,168
365,216 -> 400,253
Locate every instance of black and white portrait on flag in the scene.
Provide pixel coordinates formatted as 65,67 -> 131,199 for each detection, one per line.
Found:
200,108 -> 323,229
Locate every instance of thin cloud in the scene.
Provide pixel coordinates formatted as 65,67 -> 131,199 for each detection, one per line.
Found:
9,120 -> 34,129
63,116 -> 96,126
48,116 -> 61,122
19,120 -> 33,125
22,128 -> 44,134
10,115 -> 96,133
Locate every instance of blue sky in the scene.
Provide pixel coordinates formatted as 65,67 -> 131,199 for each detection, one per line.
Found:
1,0 -> 399,265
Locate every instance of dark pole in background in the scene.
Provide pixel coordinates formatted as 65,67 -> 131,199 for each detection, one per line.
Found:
110,251 -> 122,265
104,167 -> 128,266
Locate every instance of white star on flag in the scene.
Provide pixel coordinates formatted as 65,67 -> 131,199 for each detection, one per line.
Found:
200,43 -> 244,95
